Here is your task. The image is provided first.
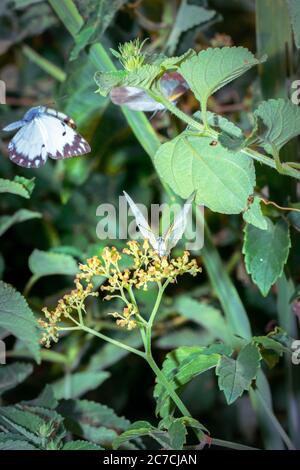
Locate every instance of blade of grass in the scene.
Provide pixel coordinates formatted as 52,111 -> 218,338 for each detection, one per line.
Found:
22,45 -> 66,82
48,0 -> 83,36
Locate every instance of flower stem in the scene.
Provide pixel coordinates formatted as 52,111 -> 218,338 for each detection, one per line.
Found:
146,353 -> 191,418
80,324 -> 146,359
149,87 -> 300,181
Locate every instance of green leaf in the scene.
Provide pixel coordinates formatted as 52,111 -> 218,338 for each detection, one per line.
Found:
243,196 -> 268,230
243,218 -> 291,296
287,0 -> 300,48
51,371 -> 110,399
28,249 -> 79,278
0,405 -> 65,447
57,399 -> 131,447
0,363 -> 33,396
168,419 -> 187,450
0,177 -> 35,198
62,440 -> 103,450
112,421 -> 166,450
0,281 -> 40,362
268,326 -> 296,349
216,343 -> 261,404
179,47 -> 266,122
154,346 -> 219,418
166,1 -> 217,55
0,440 -> 38,450
175,296 -> 232,344
0,210 -> 41,237
253,335 -> 287,355
192,110 -> 243,139
155,134 -> 256,214
253,99 -> 300,154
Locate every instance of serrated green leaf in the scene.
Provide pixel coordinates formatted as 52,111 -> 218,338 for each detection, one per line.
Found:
0,177 -> 34,198
0,209 -> 41,237
112,421 -> 156,450
0,404 -> 65,449
0,281 -> 40,362
154,346 -> 219,418
155,134 -> 256,214
58,399 -> 131,447
168,419 -> 187,450
51,371 -> 110,399
243,196 -> 268,230
0,363 -> 33,396
253,99 -> 300,154
243,218 -> 291,296
166,1 -> 217,55
28,249 -> 79,277
216,343 -> 261,404
0,440 -> 38,450
179,47 -> 266,123
62,440 -> 103,450
191,110 -> 243,138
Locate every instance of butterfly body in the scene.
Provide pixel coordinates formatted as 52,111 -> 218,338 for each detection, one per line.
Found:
123,191 -> 195,257
155,236 -> 169,257
3,106 -> 90,168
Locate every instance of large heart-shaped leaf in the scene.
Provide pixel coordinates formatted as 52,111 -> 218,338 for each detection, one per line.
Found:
154,134 -> 255,214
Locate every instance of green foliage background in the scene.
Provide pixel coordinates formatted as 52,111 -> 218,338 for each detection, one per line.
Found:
0,0 -> 300,451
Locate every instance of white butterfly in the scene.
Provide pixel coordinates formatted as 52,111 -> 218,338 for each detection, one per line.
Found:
2,106 -> 91,168
110,72 -> 189,112
124,191 -> 195,257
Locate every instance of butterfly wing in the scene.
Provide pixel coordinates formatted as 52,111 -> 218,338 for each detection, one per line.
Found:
160,72 -> 189,103
37,115 -> 90,159
7,119 -> 48,168
3,120 -> 26,132
123,191 -> 158,249
163,192 -> 195,251
110,87 -> 165,112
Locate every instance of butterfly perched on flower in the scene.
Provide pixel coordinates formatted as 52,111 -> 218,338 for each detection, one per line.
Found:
123,191 -> 195,257
2,106 -> 91,168
110,72 -> 189,112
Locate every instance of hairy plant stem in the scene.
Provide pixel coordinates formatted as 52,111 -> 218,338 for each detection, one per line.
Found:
148,86 -> 300,181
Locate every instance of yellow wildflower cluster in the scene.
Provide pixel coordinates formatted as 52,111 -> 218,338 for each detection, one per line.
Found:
39,241 -> 201,346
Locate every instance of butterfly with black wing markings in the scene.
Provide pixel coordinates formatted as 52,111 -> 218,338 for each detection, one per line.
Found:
2,106 -> 91,168
124,191 -> 195,257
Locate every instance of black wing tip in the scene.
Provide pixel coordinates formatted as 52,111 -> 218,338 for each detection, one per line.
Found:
8,147 -> 46,168
53,134 -> 91,160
